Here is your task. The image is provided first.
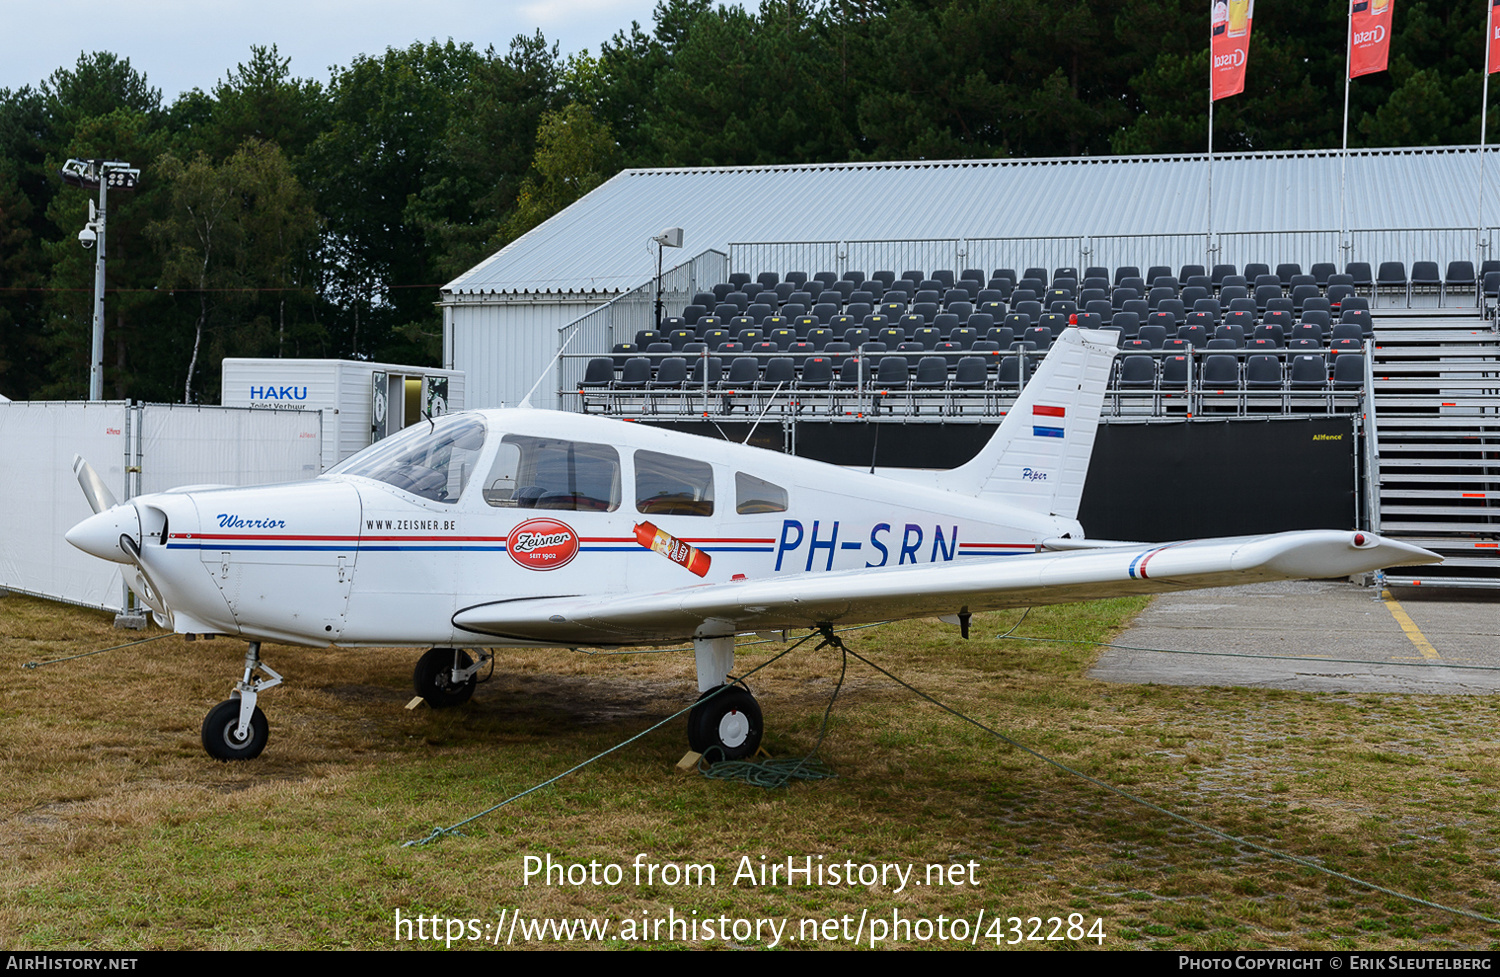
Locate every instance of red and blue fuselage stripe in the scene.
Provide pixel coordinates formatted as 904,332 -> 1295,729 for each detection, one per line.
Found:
167,533 -> 777,554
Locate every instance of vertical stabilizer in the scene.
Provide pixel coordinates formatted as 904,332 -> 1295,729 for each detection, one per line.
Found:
942,328 -> 1118,520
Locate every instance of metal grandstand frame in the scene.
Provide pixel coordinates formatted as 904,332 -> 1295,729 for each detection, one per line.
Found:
551,229 -> 1500,584
564,345 -> 1372,422
555,248 -> 728,398
727,228 -> 1500,295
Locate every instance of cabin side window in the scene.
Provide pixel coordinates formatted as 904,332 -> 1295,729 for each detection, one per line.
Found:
484,435 -> 621,511
735,472 -> 788,514
635,450 -> 714,516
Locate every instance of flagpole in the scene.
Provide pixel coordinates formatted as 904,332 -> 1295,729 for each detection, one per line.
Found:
1340,0 -> 1354,262
1208,11 -> 1215,264
1480,13 -> 1491,265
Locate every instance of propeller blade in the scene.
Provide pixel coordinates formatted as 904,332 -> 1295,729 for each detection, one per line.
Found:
73,454 -> 118,514
118,533 -> 170,619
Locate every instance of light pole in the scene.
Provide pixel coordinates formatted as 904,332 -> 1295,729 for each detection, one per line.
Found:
60,159 -> 140,400
653,226 -> 684,332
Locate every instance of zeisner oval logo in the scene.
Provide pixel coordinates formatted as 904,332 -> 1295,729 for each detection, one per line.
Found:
508,518 -> 580,571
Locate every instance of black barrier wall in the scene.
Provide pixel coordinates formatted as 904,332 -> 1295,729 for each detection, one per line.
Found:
649,418 -> 1358,542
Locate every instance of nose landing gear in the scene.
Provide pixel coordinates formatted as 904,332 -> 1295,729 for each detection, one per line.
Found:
202,641 -> 282,761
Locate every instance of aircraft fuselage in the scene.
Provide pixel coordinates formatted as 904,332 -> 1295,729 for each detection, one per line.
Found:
78,409 -> 1079,648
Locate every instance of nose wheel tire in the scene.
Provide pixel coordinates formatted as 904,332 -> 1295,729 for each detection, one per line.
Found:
414,648 -> 476,707
202,699 -> 269,761
687,685 -> 762,762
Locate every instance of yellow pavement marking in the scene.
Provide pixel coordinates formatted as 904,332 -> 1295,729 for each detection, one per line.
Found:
1381,589 -> 1441,660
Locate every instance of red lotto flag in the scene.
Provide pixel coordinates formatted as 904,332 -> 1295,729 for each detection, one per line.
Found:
1211,0 -> 1254,99
1490,0 -> 1500,73
1350,0 -> 1395,78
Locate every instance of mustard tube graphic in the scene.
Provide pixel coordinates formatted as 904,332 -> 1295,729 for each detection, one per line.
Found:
634,521 -> 712,577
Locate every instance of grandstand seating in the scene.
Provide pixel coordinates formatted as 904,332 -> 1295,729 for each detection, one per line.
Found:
572,258 -> 1481,418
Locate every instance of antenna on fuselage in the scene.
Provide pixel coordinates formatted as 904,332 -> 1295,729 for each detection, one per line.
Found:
518,322 -> 582,409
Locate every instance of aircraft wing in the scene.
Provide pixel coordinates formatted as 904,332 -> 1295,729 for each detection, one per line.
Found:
452,530 -> 1439,645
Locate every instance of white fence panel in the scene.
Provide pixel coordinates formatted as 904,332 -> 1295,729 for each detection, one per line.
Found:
0,402 -> 131,611
138,404 -> 322,494
0,402 -> 322,613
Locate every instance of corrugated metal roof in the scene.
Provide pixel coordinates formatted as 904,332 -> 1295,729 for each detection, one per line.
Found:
444,146 -> 1500,296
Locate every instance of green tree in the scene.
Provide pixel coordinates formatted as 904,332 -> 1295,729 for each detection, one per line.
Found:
41,52 -> 162,146
407,33 -> 564,285
200,45 -> 329,165
505,103 -> 619,241
306,40 -> 486,363
640,0 -> 856,165
0,86 -> 52,398
149,140 -> 319,402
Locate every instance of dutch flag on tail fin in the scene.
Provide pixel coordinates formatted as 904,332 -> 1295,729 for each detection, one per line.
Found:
941,328 -> 1119,521
1031,403 -> 1066,438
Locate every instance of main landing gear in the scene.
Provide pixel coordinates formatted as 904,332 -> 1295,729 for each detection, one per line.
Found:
688,624 -> 763,761
687,685 -> 763,761
413,647 -> 490,708
202,641 -> 281,761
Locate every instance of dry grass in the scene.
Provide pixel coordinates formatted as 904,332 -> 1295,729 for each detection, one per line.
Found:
1,591 -> 1497,950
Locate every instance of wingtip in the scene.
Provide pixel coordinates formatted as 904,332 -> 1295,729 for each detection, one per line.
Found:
1248,530 -> 1443,578
1370,534 -> 1444,568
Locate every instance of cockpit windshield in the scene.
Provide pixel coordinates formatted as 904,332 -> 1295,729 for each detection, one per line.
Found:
326,414 -> 487,503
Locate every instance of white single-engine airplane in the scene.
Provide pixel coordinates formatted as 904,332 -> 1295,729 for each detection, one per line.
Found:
66,330 -> 1439,761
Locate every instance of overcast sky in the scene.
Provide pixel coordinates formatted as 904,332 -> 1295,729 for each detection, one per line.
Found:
0,0 -> 665,101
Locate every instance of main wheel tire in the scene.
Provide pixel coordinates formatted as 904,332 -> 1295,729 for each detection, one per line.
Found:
687,685 -> 763,762
414,648 -> 476,707
202,698 -> 269,761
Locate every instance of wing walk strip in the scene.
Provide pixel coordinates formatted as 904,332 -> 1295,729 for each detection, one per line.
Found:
957,542 -> 1036,557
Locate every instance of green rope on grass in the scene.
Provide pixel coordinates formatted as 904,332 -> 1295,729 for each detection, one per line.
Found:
402,632 -> 821,848
23,632 -> 172,669
691,624 -> 851,789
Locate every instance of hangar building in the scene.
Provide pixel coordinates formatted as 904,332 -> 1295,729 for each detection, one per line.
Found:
441,145 -> 1500,410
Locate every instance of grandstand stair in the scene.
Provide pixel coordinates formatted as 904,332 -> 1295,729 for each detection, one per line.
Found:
1368,315 -> 1500,587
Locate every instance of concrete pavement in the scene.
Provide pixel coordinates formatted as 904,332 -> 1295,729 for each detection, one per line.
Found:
1089,580 -> 1500,694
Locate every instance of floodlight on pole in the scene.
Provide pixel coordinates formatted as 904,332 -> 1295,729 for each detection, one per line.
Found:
60,159 -> 140,401
652,227 -> 684,332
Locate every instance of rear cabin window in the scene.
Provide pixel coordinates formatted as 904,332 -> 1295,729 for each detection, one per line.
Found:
635,450 -> 714,516
484,435 -> 620,511
735,472 -> 788,514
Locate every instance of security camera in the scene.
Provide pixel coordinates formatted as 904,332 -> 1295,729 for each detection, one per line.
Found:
78,226 -> 96,249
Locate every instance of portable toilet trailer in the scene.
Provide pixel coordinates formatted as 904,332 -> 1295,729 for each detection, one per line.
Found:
221,358 -> 466,471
